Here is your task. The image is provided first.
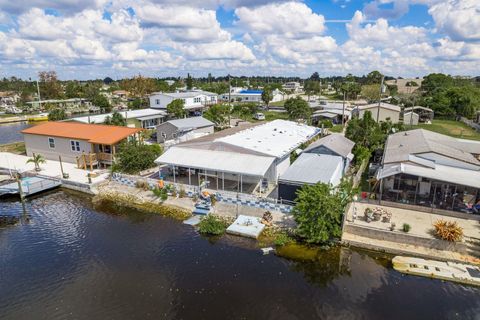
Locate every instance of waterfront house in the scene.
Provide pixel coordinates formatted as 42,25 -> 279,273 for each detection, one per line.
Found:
375,129 -> 480,213
156,116 -> 214,144
21,122 -> 142,170
352,102 -> 401,123
26,98 -> 92,112
282,82 -> 303,93
70,109 -> 167,129
278,134 -> 355,202
149,90 -> 218,113
155,120 -> 320,194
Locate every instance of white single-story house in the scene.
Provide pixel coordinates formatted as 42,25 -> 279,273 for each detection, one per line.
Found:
156,116 -> 214,144
220,88 -> 283,103
155,120 -> 320,194
26,98 -> 92,111
352,102 -> 401,123
277,134 -> 355,202
376,129 -> 480,214
21,122 -> 142,169
70,109 -> 167,129
149,90 -> 218,112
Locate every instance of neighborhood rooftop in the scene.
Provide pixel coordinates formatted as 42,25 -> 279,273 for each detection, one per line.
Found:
166,116 -> 214,130
215,120 -> 320,158
71,109 -> 166,124
383,129 -> 480,166
304,134 -> 355,159
357,102 -> 402,112
151,90 -> 216,99
279,153 -> 343,185
21,121 -> 142,145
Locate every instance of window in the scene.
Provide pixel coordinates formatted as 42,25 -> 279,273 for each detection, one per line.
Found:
48,137 -> 55,149
155,99 -> 160,105
70,140 -> 80,152
194,97 -> 201,103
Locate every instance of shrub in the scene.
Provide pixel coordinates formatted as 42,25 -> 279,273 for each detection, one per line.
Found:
402,223 -> 411,233
198,215 -> 228,236
179,188 -> 186,198
433,220 -> 464,242
274,232 -> 294,246
152,187 -> 168,201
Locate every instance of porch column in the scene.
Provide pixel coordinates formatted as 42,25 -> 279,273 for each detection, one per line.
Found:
452,185 -> 457,210
173,165 -> 176,184
188,167 -> 191,185
216,172 -> 219,190
240,174 -> 243,193
222,172 -> 225,191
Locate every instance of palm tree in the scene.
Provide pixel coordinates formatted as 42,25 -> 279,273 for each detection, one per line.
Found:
26,154 -> 46,171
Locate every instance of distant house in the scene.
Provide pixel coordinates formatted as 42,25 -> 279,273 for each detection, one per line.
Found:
21,122 -> 142,169
403,106 -> 434,123
353,102 -> 401,123
220,87 -> 283,103
70,109 -> 167,129
282,82 -> 303,93
278,134 -> 355,202
376,129 -> 480,213
149,90 -> 218,113
26,98 -> 92,111
156,116 -> 214,144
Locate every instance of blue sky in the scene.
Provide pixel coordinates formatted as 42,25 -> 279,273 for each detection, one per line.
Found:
0,0 -> 478,79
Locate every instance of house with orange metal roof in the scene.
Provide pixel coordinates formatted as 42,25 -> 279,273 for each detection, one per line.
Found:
21,122 -> 142,170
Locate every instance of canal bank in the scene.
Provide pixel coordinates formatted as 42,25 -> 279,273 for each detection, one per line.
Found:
1,189 -> 480,320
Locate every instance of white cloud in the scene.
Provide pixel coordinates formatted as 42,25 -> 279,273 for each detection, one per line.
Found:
429,0 -> 480,42
235,2 -> 326,38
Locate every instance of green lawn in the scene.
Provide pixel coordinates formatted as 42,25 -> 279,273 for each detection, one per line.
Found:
0,142 -> 26,155
329,125 -> 344,133
269,101 -> 285,107
411,119 -> 480,141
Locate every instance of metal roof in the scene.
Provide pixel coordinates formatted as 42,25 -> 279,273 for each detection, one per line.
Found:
155,147 -> 275,177
164,116 -> 214,130
377,162 -> 480,189
304,134 -> 355,159
151,90 -> 217,99
383,129 -> 480,166
279,153 -> 343,185
71,109 -> 166,124
21,121 -> 141,145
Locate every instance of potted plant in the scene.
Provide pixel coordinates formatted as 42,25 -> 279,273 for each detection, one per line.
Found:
26,154 -> 46,172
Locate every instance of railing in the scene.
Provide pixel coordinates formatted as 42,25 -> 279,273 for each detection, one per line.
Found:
76,153 -> 98,170
97,152 -> 113,162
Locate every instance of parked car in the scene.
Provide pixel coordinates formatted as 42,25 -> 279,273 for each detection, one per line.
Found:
253,112 -> 265,120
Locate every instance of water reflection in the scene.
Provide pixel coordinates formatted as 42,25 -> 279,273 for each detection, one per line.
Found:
0,122 -> 31,144
0,190 -> 479,320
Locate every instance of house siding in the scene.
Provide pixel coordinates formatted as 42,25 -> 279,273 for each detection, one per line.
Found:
24,134 -> 91,163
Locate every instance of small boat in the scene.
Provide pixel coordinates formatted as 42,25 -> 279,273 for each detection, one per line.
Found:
392,256 -> 480,287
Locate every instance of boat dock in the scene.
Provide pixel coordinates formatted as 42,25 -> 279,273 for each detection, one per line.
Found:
393,256 -> 480,287
0,176 -> 61,197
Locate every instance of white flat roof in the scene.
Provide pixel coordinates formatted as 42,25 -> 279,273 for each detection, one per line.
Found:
71,109 -> 166,124
216,120 -> 320,158
155,147 -> 275,177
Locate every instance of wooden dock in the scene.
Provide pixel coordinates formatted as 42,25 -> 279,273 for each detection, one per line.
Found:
0,176 -> 61,197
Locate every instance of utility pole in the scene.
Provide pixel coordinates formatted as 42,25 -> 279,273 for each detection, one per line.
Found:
36,79 -> 42,110
342,91 -> 346,127
376,76 -> 384,123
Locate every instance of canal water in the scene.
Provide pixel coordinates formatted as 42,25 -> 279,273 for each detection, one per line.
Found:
0,122 -> 31,145
0,190 -> 479,320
